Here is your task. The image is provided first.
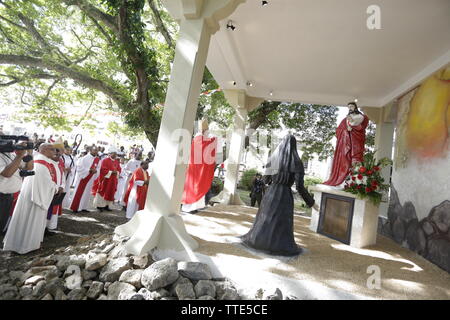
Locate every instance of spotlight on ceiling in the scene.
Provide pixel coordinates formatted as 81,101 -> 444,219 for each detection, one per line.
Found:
246,81 -> 253,87
269,91 -> 274,96
262,1 -> 268,6
232,81 -> 237,86
354,98 -> 358,103
226,21 -> 236,31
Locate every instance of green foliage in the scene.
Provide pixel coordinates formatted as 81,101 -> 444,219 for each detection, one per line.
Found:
0,0 -> 173,145
304,176 -> 323,191
210,176 -> 224,195
365,121 -> 376,150
343,149 -> 393,206
196,68 -> 235,129
248,102 -> 338,160
239,168 -> 260,191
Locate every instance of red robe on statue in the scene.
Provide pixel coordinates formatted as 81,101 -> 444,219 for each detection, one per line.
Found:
181,134 -> 217,204
123,167 -> 149,210
324,114 -> 369,186
94,157 -> 121,202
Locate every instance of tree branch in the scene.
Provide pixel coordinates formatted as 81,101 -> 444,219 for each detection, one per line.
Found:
62,0 -> 119,35
147,0 -> 174,49
36,79 -> 60,107
0,14 -> 27,31
0,54 -> 125,107
0,72 -> 59,86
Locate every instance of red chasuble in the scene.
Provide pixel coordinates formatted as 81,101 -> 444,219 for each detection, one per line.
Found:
181,134 -> 217,204
95,157 -> 121,202
123,167 -> 149,210
324,114 -> 369,186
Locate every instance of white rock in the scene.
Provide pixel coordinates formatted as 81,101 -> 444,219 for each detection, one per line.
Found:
99,257 -> 132,282
107,282 -> 136,300
141,258 -> 179,291
85,253 -> 108,271
25,275 -> 45,286
119,269 -> 143,289
177,261 -> 212,280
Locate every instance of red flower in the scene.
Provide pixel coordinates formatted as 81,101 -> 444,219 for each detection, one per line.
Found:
357,174 -> 363,180
351,176 -> 356,181
367,170 -> 373,175
373,166 -> 380,171
365,187 -> 372,193
371,180 -> 378,187
359,167 -> 367,173
356,185 -> 362,189
350,182 -> 355,187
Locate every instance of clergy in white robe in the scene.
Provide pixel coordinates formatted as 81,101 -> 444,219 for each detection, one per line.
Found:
114,158 -> 127,203
123,161 -> 150,219
69,147 -> 99,212
119,154 -> 142,205
61,147 -> 76,209
2,145 -> 58,254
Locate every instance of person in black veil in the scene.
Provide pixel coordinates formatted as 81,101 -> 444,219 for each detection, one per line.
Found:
240,134 -> 318,256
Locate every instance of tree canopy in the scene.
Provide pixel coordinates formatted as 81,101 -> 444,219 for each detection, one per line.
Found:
0,0 -> 345,160
248,101 -> 339,160
0,0 -> 175,144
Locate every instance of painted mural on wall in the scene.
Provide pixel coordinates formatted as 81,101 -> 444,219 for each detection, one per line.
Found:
380,65 -> 450,272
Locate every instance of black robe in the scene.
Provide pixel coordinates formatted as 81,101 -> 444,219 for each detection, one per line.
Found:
241,135 -> 315,256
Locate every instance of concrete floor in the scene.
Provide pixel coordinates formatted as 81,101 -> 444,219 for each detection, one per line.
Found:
154,205 -> 450,300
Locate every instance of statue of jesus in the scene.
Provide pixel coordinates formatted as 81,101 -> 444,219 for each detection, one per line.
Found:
324,102 -> 369,187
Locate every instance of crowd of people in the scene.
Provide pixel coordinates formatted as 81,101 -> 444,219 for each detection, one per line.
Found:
0,132 -> 154,254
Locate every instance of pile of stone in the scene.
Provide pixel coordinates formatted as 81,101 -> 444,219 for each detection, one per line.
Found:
0,234 -> 241,300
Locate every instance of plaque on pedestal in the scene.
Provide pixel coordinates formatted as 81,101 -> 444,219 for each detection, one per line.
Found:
309,184 -> 379,248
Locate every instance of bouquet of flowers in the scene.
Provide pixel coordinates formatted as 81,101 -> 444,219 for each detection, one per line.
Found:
344,150 -> 393,206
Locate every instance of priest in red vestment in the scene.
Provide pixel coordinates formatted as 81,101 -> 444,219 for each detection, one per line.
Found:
93,146 -> 121,211
181,119 -> 217,214
46,140 -> 66,233
324,102 -> 369,186
123,161 -> 150,219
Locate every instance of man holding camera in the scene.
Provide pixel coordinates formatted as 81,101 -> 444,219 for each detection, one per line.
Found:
3,143 -> 59,254
0,134 -> 33,234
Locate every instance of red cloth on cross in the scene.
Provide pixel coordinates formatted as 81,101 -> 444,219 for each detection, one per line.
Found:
181,134 -> 217,205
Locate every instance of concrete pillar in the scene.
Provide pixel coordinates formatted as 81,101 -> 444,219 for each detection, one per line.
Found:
212,91 -> 263,205
374,121 -> 395,218
115,0 -> 246,255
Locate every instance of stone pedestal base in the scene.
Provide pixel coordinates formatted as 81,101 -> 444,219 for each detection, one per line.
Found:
309,184 -> 379,248
115,210 -> 198,256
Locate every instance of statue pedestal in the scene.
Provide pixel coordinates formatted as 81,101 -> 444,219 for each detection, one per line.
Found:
309,184 -> 379,248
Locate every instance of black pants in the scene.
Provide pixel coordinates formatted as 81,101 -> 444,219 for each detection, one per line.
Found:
0,193 -> 13,233
251,193 -> 262,207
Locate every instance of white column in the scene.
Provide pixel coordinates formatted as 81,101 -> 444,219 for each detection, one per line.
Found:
115,18 -> 211,255
212,91 -> 262,205
374,122 -> 395,218
224,106 -> 247,205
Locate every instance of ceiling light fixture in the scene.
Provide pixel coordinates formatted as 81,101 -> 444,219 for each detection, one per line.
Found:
354,98 -> 358,103
262,1 -> 268,6
246,81 -> 253,87
232,81 -> 237,86
269,91 -> 273,96
226,21 -> 236,31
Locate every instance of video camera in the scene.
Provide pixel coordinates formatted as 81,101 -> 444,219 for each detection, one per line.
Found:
0,135 -> 34,153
